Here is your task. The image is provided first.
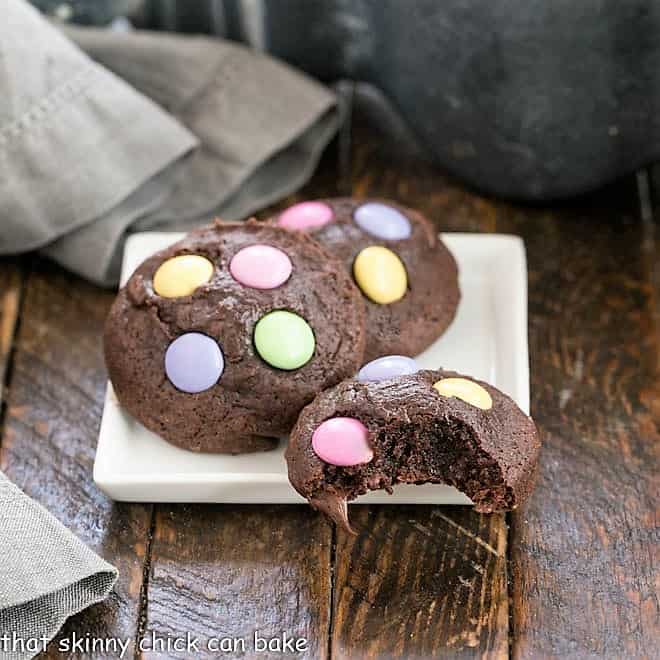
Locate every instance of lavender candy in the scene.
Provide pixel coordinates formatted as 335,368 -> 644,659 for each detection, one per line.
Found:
165,333 -> 224,393
357,355 -> 418,383
353,203 -> 412,241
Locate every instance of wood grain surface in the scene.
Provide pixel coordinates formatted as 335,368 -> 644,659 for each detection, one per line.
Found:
495,182 -> 659,658
143,505 -> 332,659
0,264 -> 152,658
0,262 -> 23,402
0,97 -> 657,659
332,507 -> 508,659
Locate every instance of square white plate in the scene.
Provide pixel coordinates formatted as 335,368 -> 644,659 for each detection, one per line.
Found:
94,232 -> 528,504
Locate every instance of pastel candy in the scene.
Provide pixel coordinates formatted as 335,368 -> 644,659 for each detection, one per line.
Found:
357,355 -> 418,382
254,310 -> 315,370
312,417 -> 373,466
433,377 -> 493,410
230,244 -> 292,289
353,246 -> 407,304
277,201 -> 334,231
153,255 -> 214,298
165,333 -> 224,393
354,202 -> 412,240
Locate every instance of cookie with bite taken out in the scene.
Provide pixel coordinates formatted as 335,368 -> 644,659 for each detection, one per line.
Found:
274,198 -> 460,361
286,357 -> 540,533
104,219 -> 367,453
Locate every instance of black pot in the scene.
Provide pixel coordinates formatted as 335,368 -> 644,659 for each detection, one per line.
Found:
38,0 -> 660,200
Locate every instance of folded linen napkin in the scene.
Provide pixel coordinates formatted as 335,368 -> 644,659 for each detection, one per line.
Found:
0,0 -> 340,285
0,473 -> 117,660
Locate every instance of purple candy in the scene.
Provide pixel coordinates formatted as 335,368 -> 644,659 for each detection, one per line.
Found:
353,203 -> 412,241
357,355 -> 418,382
165,333 -> 224,393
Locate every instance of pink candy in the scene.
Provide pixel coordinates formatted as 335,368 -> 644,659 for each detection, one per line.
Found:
229,244 -> 292,289
311,417 -> 373,466
277,201 -> 334,231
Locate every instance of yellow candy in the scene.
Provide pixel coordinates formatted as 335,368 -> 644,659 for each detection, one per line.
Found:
432,378 -> 493,410
353,246 -> 407,305
153,255 -> 214,298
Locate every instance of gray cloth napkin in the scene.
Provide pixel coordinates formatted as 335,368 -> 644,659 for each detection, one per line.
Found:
0,0 -> 340,285
0,473 -> 117,660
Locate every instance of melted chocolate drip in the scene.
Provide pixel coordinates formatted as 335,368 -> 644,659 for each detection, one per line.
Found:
310,493 -> 356,535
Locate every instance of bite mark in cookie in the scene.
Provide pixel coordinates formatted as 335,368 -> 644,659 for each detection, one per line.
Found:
286,365 -> 541,533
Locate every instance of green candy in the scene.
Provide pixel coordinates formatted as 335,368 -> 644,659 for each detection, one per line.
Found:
253,310 -> 315,370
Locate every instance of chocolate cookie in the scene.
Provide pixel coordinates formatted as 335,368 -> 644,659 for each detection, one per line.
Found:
104,220 -> 367,453
286,359 -> 540,533
274,198 -> 460,361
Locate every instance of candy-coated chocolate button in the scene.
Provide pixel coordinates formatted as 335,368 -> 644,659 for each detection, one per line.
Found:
253,310 -> 315,370
153,255 -> 214,298
433,378 -> 493,410
165,333 -> 224,393
229,244 -> 292,289
358,355 -> 418,382
353,246 -> 407,304
277,201 -> 334,231
312,417 -> 373,466
354,202 -> 412,240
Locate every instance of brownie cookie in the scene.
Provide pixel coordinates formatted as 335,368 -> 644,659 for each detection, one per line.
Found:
286,358 -> 540,533
104,219 -> 367,453
274,198 -> 460,361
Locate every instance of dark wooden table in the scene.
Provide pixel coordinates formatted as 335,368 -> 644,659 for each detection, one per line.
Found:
1,97 -> 657,659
